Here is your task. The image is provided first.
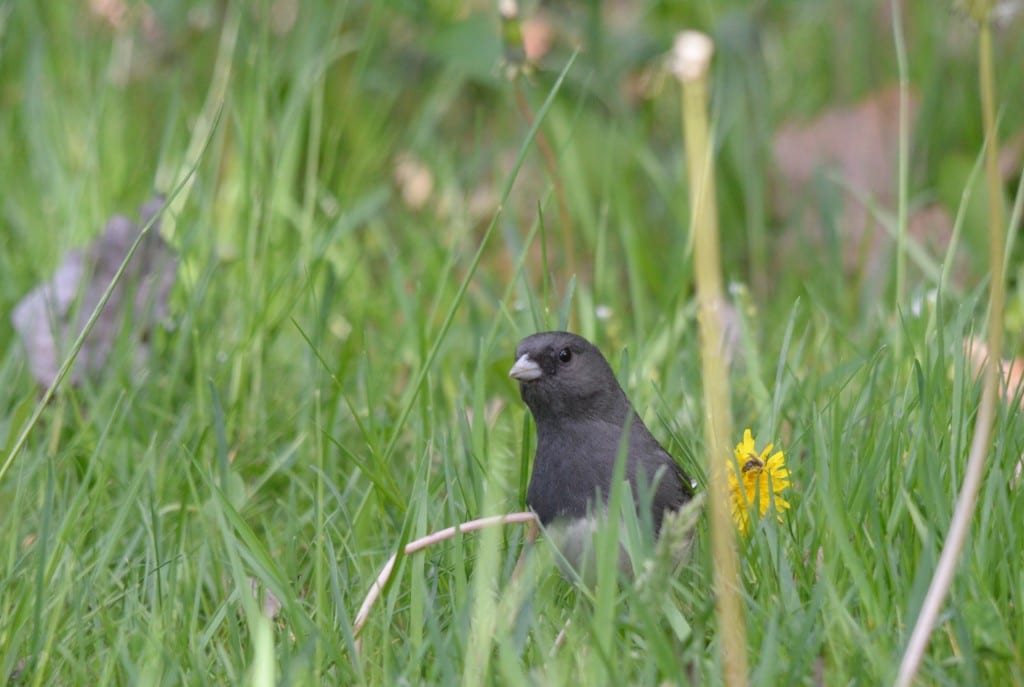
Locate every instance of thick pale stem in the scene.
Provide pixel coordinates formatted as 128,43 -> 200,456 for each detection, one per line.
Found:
673,30 -> 748,687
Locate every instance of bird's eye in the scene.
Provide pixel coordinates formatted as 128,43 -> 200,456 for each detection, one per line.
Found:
558,347 -> 572,363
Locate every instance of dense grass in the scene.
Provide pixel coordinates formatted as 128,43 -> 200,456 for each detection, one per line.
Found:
2,1 -> 1023,684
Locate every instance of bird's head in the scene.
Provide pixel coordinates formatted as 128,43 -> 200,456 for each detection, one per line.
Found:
509,331 -> 628,423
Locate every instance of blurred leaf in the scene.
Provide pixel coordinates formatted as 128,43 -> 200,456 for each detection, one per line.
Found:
424,13 -> 502,83
938,152 -> 992,249
10,196 -> 176,388
964,335 -> 1024,407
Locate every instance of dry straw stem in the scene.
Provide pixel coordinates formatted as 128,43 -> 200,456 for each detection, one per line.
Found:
894,14 -> 1006,687
672,30 -> 749,687
352,511 -> 538,651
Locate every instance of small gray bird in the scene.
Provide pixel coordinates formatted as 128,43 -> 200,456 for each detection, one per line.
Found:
509,331 -> 694,575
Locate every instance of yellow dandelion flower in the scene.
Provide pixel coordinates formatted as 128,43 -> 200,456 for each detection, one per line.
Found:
728,428 -> 791,537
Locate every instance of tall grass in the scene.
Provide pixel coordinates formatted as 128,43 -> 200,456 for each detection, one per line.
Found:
1,2 -> 1023,685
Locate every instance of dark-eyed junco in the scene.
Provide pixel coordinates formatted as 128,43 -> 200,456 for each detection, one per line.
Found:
510,331 -> 695,575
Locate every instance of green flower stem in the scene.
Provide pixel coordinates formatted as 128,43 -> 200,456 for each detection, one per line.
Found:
674,31 -> 748,687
